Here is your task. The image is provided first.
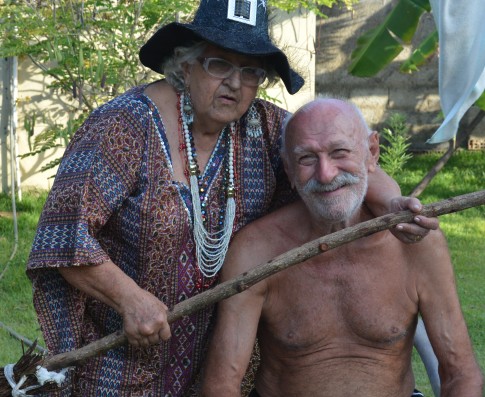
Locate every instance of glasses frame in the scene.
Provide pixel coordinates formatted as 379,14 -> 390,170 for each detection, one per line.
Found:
197,57 -> 267,87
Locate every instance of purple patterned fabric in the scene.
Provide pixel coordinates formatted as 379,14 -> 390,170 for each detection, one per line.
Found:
27,84 -> 293,396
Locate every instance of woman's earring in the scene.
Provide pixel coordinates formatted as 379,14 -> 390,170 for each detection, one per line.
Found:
183,87 -> 194,125
247,102 -> 262,138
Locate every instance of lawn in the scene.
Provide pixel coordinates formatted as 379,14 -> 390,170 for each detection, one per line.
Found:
400,151 -> 485,395
0,150 -> 484,396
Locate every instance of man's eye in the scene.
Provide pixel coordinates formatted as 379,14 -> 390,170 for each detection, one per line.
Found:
333,149 -> 349,157
298,155 -> 317,165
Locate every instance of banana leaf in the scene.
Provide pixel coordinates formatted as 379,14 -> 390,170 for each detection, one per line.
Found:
400,30 -> 438,73
349,0 -> 431,77
475,90 -> 485,112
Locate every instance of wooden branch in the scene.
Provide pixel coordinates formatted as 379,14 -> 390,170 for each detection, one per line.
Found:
0,322 -> 47,354
410,110 -> 485,197
43,190 -> 485,371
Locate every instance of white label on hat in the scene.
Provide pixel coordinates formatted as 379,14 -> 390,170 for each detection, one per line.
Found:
227,0 -> 257,26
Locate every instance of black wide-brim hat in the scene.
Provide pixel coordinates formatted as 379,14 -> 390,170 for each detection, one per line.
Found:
139,0 -> 304,95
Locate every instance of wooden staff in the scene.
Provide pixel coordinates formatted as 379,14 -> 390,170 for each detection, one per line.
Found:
2,190 -> 485,397
42,189 -> 485,371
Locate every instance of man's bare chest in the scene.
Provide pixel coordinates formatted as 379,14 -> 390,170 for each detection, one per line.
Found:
261,251 -> 417,350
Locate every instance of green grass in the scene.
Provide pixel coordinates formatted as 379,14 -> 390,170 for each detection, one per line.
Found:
0,151 -> 484,396
399,150 -> 485,395
0,189 -> 48,360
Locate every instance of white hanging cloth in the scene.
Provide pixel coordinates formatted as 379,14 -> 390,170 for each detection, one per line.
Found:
427,0 -> 485,144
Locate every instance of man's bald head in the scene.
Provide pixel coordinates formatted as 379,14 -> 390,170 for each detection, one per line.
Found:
281,98 -> 372,162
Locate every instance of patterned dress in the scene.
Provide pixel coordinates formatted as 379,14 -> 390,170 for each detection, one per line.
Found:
27,84 -> 294,396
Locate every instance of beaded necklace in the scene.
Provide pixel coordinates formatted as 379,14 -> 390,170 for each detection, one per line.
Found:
178,92 -> 236,278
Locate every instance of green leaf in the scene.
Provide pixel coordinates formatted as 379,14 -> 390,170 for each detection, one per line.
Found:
474,90 -> 485,111
269,0 -> 358,16
400,30 -> 438,73
349,26 -> 404,77
349,0 -> 431,77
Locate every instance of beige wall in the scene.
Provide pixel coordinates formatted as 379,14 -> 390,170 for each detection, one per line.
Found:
1,58 -> 69,192
316,0 -> 441,150
0,9 -> 315,193
267,9 -> 315,113
315,0 -> 484,152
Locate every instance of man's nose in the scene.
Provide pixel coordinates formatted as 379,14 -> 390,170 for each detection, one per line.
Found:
315,157 -> 339,184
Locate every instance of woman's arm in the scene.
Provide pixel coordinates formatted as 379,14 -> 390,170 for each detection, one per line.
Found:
59,261 -> 171,346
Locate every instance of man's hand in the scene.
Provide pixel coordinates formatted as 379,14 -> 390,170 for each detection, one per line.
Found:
390,196 -> 439,243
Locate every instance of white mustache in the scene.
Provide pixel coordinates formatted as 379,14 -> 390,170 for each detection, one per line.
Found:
303,173 -> 360,194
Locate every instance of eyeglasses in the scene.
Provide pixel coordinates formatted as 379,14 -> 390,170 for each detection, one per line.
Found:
197,57 -> 266,87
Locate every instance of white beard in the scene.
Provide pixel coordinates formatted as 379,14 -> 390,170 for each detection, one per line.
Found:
296,171 -> 368,222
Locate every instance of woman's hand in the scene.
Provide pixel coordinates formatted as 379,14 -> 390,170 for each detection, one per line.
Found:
390,196 -> 439,243
59,260 -> 172,347
120,287 -> 172,347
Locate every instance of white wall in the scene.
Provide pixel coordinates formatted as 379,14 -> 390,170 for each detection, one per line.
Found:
267,9 -> 315,113
1,58 -> 68,192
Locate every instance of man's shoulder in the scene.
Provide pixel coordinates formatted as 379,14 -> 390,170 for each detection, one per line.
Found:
397,227 -> 450,274
240,201 -> 305,238
229,201 -> 306,264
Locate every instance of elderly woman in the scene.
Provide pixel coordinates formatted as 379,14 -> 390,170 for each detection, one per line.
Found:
26,1 -> 437,396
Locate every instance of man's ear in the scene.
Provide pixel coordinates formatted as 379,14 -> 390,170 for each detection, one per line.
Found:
367,131 -> 380,173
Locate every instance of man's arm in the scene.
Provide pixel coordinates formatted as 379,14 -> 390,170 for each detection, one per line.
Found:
201,230 -> 269,397
415,231 -> 483,396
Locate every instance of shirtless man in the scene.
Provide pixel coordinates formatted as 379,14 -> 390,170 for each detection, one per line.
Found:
200,98 -> 483,397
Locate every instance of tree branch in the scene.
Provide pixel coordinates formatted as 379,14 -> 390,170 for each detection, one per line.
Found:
410,110 -> 485,197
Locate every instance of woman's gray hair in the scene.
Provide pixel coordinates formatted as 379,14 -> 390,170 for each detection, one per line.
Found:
161,41 -> 280,92
280,112 -> 293,163
162,42 -> 207,92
